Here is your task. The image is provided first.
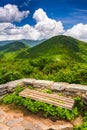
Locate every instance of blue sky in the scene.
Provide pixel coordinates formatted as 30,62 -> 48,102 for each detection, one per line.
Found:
0,0 -> 87,41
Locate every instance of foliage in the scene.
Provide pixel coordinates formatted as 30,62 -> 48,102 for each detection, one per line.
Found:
16,35 -> 87,63
44,89 -> 52,94
0,36 -> 87,85
74,96 -> 84,111
1,35 -> 87,128
2,91 -> 79,120
0,58 -> 87,85
74,112 -> 87,130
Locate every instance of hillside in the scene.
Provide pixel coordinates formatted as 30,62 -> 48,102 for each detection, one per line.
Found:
0,41 -> 29,60
17,35 -> 87,62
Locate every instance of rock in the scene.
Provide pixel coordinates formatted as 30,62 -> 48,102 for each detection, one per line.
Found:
71,116 -> 83,127
86,92 -> 87,96
0,84 -> 7,90
65,84 -> 87,92
0,95 -> 6,101
0,84 -> 8,96
82,95 -> 87,105
0,109 -> 7,116
6,80 -> 24,92
0,89 -> 7,93
10,124 -> 25,130
6,117 -> 23,127
22,120 -> 45,130
51,82 -> 65,91
0,91 -> 7,96
22,78 -> 36,86
33,80 -> 54,88
0,124 -> 9,130
48,123 -> 73,130
0,109 -> 7,123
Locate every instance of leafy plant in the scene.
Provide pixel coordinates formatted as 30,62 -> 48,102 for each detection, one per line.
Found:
2,88 -> 79,121
44,89 -> 52,94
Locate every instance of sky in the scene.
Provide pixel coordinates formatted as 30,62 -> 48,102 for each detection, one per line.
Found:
0,0 -> 87,42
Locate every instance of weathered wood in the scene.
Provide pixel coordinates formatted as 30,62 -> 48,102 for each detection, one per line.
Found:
19,88 -> 74,110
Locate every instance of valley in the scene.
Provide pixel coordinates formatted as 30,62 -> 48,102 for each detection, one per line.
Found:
0,35 -> 87,130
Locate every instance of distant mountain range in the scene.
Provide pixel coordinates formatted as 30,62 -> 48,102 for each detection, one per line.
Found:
0,35 -> 87,62
0,39 -> 46,47
0,41 -> 29,60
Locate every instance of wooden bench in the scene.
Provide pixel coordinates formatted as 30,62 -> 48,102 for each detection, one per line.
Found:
19,88 -> 75,110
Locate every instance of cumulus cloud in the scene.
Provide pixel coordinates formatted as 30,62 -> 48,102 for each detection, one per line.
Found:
65,23 -> 87,42
0,7 -> 87,42
33,8 -> 64,39
0,23 -> 40,41
0,4 -> 29,22
0,8 -> 64,41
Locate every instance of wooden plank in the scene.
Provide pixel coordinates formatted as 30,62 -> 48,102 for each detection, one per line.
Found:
24,89 -> 74,103
20,92 -> 72,110
21,90 -> 74,107
19,88 -> 74,110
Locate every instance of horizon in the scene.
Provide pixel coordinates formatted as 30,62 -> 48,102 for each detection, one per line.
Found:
0,0 -> 87,42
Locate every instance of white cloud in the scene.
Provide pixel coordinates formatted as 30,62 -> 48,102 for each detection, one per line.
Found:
0,8 -> 64,41
0,7 -> 87,42
65,23 -> 87,42
0,4 -> 29,22
0,23 -> 40,41
33,8 -> 64,39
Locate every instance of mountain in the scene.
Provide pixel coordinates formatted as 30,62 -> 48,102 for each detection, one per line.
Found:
19,39 -> 46,47
0,40 -> 14,46
17,35 -> 87,62
1,35 -> 87,62
0,39 -> 46,47
0,41 -> 29,60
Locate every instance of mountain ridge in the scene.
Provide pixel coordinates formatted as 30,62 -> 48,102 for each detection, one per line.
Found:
0,35 -> 87,62
17,35 -> 87,62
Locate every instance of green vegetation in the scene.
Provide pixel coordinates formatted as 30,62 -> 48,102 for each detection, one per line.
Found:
2,86 -> 80,121
0,41 -> 29,60
0,36 -> 87,85
0,35 -> 87,129
0,58 -> 87,85
2,87 -> 86,128
74,112 -> 87,130
17,35 -> 87,62
44,89 -> 53,94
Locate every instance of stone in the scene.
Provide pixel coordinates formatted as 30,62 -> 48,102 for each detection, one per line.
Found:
0,115 -> 6,123
10,124 -> 25,130
22,120 -> 47,130
33,80 -> 54,88
6,117 -> 23,127
0,109 -> 7,116
23,78 -> 36,86
86,92 -> 87,96
49,123 -> 73,130
71,116 -> 83,127
0,84 -> 7,96
6,80 -> 24,92
82,95 -> 87,105
0,91 -> 7,96
65,84 -> 87,92
0,84 -> 7,89
0,95 -> 6,100
0,124 -> 9,130
51,82 -> 65,91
